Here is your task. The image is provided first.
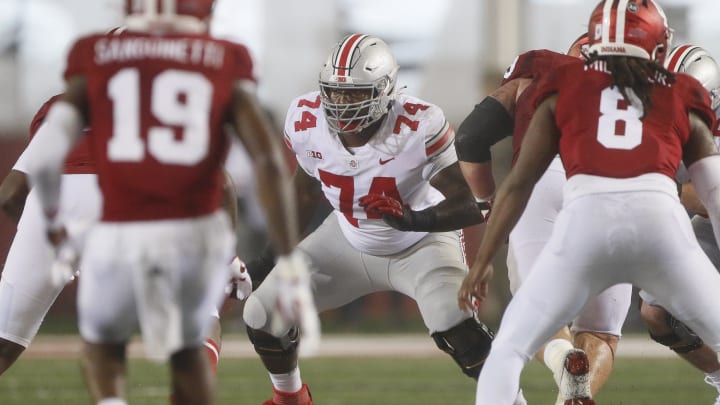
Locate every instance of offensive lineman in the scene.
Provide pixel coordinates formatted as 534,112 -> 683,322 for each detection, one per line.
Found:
241,34 -> 526,405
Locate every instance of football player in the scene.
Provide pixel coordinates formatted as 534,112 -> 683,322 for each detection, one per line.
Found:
460,0 -> 720,403
639,44 -> 720,403
454,32 -> 632,404
20,1 -> 308,404
241,34 -> 526,405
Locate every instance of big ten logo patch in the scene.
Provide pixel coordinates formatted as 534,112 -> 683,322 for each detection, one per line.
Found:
306,150 -> 323,159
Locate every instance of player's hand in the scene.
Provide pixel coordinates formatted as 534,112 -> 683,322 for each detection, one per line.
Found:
50,240 -> 79,289
225,256 -> 253,300
458,262 -> 494,315
270,250 -> 321,357
359,194 -> 431,231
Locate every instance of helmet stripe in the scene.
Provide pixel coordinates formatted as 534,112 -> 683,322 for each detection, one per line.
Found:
335,34 -> 367,77
601,0 -> 613,44
615,0 -> 630,44
666,45 -> 699,72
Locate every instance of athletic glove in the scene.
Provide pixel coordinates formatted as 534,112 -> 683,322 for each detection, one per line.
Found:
50,239 -> 79,289
359,194 -> 436,231
225,256 -> 253,300
270,250 -> 321,357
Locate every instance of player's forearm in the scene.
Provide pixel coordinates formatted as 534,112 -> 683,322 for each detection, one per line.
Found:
419,195 -> 485,232
253,155 -> 299,256
472,172 -> 533,268
24,102 -> 82,225
459,161 -> 496,201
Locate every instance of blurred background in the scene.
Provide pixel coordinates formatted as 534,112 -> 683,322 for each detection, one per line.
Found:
0,0 -> 718,335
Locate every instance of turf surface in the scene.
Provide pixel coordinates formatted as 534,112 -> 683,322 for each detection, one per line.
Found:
0,354 -> 716,404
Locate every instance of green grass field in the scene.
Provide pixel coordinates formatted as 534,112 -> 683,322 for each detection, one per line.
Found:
0,353 -> 716,404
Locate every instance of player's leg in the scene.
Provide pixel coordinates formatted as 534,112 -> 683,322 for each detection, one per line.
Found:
0,188 -> 58,374
0,174 -> 100,375
243,214 -> 373,404
388,231 -> 532,403
475,194 -> 617,404
639,214 -> 720,398
77,225 -> 137,403
391,231 -> 495,378
158,213 -> 233,405
571,282 -> 632,396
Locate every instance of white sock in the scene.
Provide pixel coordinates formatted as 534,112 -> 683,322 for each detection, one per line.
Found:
543,338 -> 574,374
97,398 -> 127,405
706,369 -> 720,391
269,367 -> 302,393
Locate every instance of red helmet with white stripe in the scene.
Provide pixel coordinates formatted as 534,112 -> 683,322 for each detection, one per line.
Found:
319,34 -> 399,135
587,0 -> 672,64
125,0 -> 214,33
665,45 -> 720,111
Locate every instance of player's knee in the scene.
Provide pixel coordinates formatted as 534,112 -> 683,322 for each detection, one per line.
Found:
431,317 -> 495,380
245,326 -> 300,373
242,295 -> 269,330
648,313 -> 704,354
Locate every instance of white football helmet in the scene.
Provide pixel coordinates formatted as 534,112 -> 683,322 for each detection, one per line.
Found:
665,45 -> 720,112
319,34 -> 399,135
125,0 -> 213,33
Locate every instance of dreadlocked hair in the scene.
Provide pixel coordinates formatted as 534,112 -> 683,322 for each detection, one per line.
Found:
585,54 -> 676,117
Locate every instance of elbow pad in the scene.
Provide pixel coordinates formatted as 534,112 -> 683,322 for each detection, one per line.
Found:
455,97 -> 514,163
688,155 -> 720,248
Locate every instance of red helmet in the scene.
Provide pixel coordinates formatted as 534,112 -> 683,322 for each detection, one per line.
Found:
125,0 -> 214,32
587,0 -> 672,64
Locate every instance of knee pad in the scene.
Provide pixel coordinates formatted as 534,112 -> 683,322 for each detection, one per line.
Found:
246,326 -> 299,359
431,317 -> 495,379
242,295 -> 269,330
649,313 -> 704,354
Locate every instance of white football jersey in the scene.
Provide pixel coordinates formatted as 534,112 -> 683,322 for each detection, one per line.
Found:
284,91 -> 457,255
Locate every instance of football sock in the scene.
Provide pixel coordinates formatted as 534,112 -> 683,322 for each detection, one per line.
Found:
705,369 -> 720,392
203,338 -> 220,374
543,338 -> 575,377
170,339 -> 221,404
270,367 -> 302,393
97,398 -> 127,405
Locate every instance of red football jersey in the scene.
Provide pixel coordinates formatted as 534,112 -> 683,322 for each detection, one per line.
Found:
29,95 -> 95,174
64,31 -> 254,221
532,60 -> 716,179
501,50 -> 579,165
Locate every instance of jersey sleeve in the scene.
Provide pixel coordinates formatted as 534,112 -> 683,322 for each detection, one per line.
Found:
501,50 -> 545,84
226,41 -> 256,83
530,64 -> 567,110
422,106 -> 457,180
283,94 -> 317,177
64,37 -> 95,80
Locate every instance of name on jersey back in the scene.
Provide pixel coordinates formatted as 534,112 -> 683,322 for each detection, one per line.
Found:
94,37 -> 225,69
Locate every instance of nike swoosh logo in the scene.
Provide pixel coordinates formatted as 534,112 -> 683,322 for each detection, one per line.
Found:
379,157 -> 395,165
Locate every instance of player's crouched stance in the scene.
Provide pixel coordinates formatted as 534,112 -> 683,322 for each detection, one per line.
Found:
242,34 -> 526,405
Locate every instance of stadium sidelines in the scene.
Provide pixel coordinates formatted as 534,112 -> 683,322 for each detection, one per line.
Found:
24,334 -> 673,359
